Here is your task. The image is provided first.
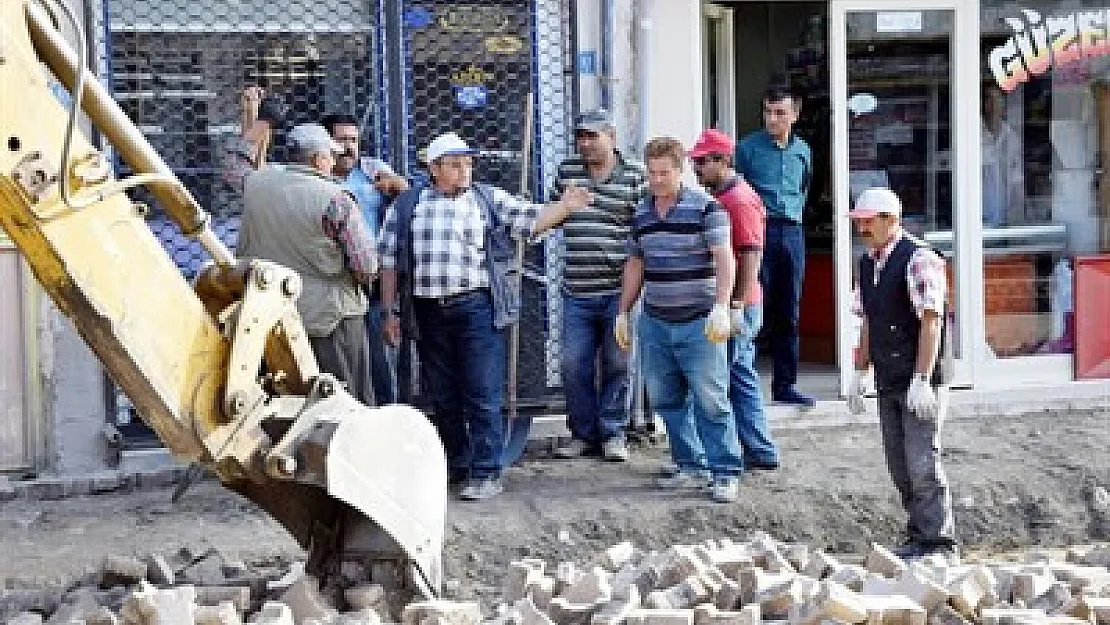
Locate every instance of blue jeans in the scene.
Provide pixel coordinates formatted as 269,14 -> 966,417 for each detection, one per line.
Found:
639,313 -> 742,478
365,298 -> 396,405
728,304 -> 779,465
761,220 -> 806,394
561,294 -> 630,446
413,290 -> 506,480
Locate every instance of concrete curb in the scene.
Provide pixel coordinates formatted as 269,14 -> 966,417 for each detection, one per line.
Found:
0,466 -> 194,503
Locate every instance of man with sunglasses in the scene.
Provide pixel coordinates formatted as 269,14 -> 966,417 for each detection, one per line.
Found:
690,129 -> 780,472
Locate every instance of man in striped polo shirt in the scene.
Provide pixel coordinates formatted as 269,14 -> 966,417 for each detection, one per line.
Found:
550,110 -> 647,462
616,137 -> 744,503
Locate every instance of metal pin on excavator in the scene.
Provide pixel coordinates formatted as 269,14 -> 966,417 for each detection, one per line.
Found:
0,0 -> 446,602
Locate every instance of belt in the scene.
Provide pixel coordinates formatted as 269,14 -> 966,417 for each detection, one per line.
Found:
418,288 -> 488,307
767,216 -> 802,226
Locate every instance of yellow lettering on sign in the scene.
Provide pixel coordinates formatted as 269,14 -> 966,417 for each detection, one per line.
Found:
485,35 -> 524,54
450,64 -> 494,86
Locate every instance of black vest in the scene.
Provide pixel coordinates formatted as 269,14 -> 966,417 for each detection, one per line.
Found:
860,236 -> 945,395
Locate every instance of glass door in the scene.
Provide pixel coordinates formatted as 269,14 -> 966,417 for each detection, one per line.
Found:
831,0 -> 981,394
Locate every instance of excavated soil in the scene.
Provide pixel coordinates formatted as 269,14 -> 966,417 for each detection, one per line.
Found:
2,408 -> 1110,611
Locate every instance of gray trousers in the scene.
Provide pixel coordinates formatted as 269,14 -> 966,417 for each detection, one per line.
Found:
309,314 -> 374,407
878,392 -> 957,546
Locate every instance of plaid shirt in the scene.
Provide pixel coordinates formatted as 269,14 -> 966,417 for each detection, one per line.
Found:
858,229 -> 946,319
321,190 -> 378,280
378,185 -> 540,297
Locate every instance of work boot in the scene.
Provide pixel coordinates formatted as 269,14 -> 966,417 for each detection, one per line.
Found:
656,469 -> 711,489
459,476 -> 503,501
602,437 -> 629,462
710,476 -> 740,503
773,386 -> 816,409
553,438 -> 592,459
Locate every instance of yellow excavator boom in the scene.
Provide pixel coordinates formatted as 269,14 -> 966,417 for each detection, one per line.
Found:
0,0 -> 445,602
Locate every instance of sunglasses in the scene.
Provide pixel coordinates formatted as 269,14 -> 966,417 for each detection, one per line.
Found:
691,154 -> 725,166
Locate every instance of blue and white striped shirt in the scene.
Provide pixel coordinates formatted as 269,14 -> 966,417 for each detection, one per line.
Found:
629,186 -> 730,322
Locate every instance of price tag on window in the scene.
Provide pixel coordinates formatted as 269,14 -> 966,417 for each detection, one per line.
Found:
876,11 -> 923,33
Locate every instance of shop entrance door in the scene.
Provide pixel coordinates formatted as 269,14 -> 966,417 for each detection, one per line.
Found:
830,0 -> 979,394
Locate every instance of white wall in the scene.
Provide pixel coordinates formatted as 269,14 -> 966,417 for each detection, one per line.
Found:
642,0 -> 704,149
605,0 -> 704,167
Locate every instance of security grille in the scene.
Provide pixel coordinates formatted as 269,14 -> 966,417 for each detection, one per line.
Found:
100,0 -> 575,435
398,0 -> 574,403
102,0 -> 384,440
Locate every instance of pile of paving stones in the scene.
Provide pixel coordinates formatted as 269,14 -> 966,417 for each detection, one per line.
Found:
8,533 -> 1110,625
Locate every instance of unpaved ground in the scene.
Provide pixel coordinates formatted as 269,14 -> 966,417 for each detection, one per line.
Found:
3,409 -> 1110,607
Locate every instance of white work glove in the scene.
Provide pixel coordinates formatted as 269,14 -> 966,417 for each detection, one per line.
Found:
906,376 -> 938,421
614,312 -> 632,351
847,370 -> 868,414
730,306 -> 746,336
705,303 -> 732,343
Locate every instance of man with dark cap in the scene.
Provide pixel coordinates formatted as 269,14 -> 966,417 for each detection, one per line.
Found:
550,110 -> 647,462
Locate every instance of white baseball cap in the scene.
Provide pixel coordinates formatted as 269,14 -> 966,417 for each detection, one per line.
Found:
848,187 -> 902,219
424,132 -> 477,163
288,123 -> 342,154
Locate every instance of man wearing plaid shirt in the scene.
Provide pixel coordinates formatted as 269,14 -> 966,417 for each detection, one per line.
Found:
378,132 -> 591,501
847,187 -> 957,561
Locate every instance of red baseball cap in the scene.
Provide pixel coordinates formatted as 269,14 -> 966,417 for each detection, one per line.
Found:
688,129 -> 735,158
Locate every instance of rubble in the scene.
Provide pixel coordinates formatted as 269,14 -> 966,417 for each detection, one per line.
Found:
18,534 -> 1110,625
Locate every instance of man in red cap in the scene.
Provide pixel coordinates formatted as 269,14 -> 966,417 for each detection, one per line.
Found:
686,129 -> 780,474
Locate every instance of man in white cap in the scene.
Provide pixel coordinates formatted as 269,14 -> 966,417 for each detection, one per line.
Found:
847,187 -> 957,560
236,122 -> 379,407
378,132 -> 591,501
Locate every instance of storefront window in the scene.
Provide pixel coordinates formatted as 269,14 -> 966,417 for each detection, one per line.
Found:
981,0 -> 1110,358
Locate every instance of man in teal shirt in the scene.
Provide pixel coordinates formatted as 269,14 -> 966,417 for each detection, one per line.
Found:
736,84 -> 814,408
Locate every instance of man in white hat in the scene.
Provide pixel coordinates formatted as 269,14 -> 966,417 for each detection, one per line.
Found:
847,187 -> 957,560
378,132 -> 591,501
236,122 -> 379,407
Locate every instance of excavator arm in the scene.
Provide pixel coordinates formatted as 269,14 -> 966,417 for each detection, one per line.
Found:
0,0 -> 445,602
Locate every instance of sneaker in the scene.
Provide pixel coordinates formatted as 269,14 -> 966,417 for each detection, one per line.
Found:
773,386 -> 817,409
602,438 -> 629,462
745,459 -> 780,471
448,468 -> 469,486
553,438 -> 592,459
459,476 -> 503,501
656,470 -> 712,489
710,477 -> 740,503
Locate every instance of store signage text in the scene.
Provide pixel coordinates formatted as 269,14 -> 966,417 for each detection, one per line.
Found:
989,8 -> 1110,92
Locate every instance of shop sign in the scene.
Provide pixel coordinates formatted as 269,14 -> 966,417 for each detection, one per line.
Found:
451,64 -> 494,110
485,35 -> 524,54
438,6 -> 511,34
989,7 -> 1110,92
876,12 -> 922,33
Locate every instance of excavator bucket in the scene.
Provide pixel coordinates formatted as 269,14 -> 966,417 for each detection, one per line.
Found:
230,395 -> 447,598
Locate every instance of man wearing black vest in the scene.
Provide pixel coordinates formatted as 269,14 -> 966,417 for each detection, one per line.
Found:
847,187 -> 957,560
378,132 -> 590,501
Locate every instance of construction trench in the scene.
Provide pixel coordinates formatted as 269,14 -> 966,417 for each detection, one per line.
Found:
2,407 -> 1110,625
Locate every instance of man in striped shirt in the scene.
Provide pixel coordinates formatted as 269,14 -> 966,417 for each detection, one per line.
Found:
550,110 -> 647,462
615,137 -> 744,503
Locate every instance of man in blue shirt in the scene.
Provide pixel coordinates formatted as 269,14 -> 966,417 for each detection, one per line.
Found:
736,84 -> 814,408
323,113 -> 409,405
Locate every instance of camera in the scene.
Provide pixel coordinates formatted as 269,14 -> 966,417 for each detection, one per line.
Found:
256,94 -> 287,124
